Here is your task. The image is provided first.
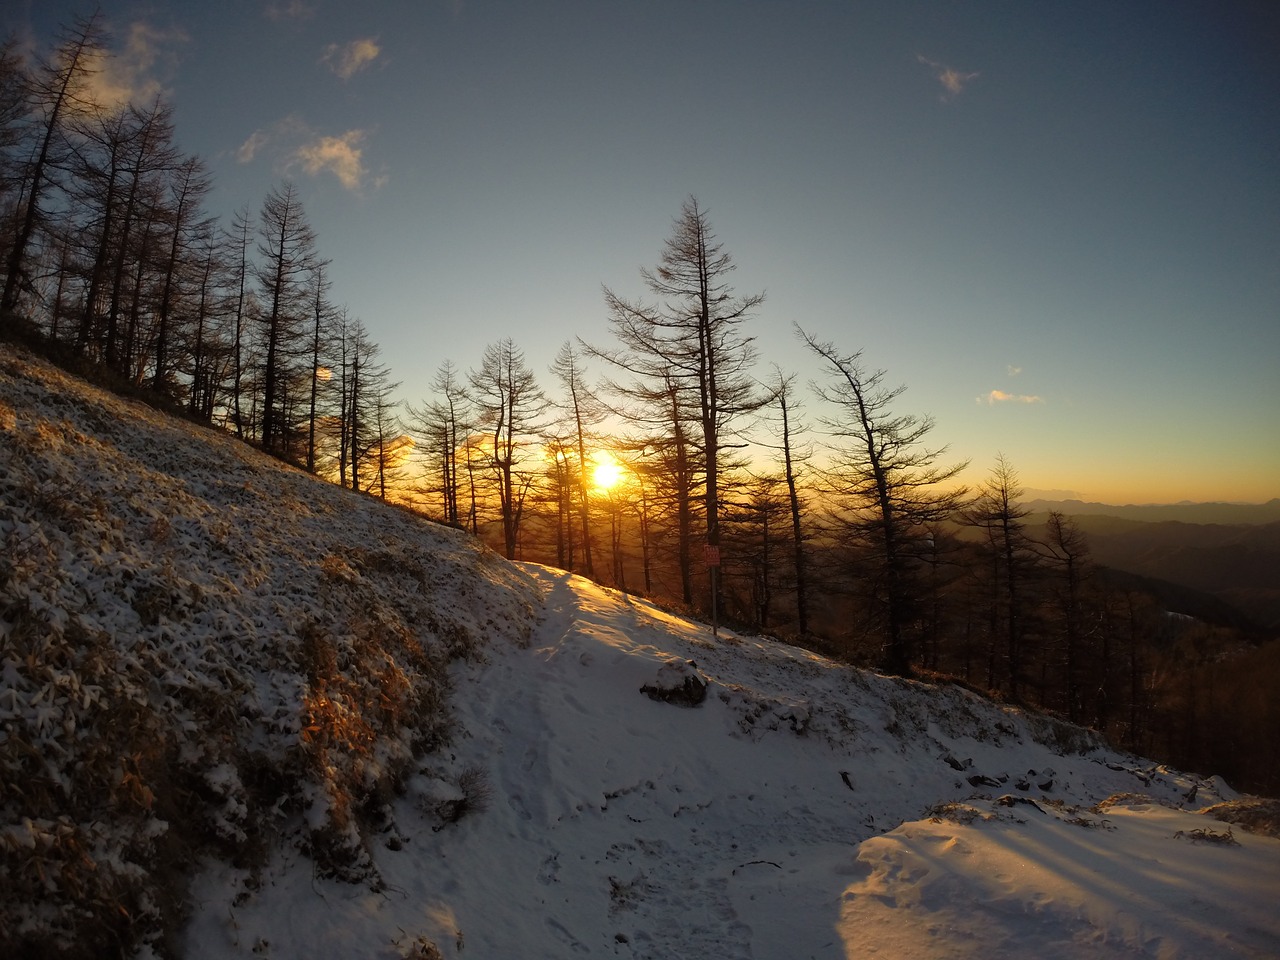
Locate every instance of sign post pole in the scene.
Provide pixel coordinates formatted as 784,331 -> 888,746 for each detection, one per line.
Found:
704,543 -> 721,639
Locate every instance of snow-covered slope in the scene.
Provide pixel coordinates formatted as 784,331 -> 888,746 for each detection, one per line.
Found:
3,348 -> 1278,959
0,349 -> 539,957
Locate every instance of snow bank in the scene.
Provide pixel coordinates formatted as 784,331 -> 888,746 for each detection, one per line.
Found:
840,797 -> 1280,959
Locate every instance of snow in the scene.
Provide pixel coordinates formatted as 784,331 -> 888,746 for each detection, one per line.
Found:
181,566 -> 1280,959
2,347 -> 1278,959
841,801 -> 1277,959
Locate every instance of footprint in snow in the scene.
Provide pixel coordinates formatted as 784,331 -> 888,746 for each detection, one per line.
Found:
546,917 -> 589,953
537,853 -> 561,885
508,794 -> 531,821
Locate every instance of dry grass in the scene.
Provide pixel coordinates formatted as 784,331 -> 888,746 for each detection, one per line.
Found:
1199,797 -> 1280,838
0,349 -> 540,958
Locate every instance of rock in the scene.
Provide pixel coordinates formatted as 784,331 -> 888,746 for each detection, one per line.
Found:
996,794 -> 1047,813
967,774 -> 1002,788
640,659 -> 708,707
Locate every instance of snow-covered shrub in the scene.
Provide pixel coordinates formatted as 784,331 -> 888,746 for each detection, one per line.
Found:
450,766 -> 494,822
413,765 -> 493,830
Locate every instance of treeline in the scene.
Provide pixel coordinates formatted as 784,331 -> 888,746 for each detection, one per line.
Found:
2,17 -> 1274,793
0,17 -> 400,491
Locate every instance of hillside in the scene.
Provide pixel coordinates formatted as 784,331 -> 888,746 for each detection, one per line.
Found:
1023,509 -> 1280,630
3,348 -> 1279,960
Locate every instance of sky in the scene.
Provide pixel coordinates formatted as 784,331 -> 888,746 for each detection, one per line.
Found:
6,0 -> 1279,504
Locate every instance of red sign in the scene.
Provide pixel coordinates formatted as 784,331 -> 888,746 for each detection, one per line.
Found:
703,544 -> 721,566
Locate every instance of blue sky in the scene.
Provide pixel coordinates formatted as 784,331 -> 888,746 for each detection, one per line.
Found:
7,1 -> 1279,503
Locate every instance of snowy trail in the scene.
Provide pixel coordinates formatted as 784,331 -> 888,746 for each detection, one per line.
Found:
384,566 -> 1278,960
181,566 -> 1278,960
433,567 -> 768,958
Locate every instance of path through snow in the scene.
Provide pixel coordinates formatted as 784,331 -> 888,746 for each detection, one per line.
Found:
185,566 -> 1280,959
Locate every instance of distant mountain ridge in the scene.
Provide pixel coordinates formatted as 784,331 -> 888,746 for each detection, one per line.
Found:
1021,498 -> 1280,525
1020,500 -> 1280,631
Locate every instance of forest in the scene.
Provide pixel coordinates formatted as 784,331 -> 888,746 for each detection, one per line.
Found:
2,17 -> 1275,794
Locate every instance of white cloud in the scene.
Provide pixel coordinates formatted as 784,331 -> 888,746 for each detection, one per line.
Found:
917,54 -> 979,101
236,115 -> 306,164
236,129 -> 269,163
291,129 -> 373,191
238,116 -> 383,193
322,38 -> 380,80
265,1 -> 314,22
1007,364 -> 1022,377
979,389 -> 1044,405
79,22 -> 187,113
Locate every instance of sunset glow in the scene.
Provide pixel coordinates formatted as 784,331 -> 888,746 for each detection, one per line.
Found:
592,455 -> 624,492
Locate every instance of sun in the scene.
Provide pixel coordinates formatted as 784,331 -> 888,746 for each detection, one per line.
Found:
592,454 -> 624,492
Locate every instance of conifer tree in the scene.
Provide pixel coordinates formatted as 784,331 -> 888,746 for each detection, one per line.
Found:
799,325 -> 967,675
2,14 -> 106,316
470,338 -> 547,559
254,182 -> 318,456
594,197 -> 763,615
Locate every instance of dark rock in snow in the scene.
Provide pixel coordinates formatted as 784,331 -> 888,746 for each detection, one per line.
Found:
996,795 -> 1047,814
641,659 -> 708,707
